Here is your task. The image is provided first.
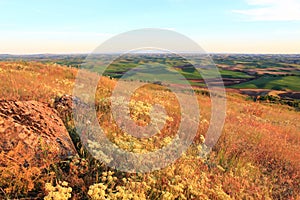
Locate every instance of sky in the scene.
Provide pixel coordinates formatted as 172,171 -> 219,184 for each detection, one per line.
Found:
0,0 -> 300,54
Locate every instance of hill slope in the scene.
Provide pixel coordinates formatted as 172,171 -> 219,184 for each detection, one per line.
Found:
0,61 -> 299,199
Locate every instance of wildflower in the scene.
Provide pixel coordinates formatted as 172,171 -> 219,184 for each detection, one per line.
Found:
61,181 -> 68,187
107,175 -> 113,182
44,181 -> 72,200
88,183 -> 107,200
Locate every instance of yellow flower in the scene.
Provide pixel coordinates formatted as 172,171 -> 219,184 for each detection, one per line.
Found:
107,175 -> 113,182
44,181 -> 72,200
61,181 -> 68,187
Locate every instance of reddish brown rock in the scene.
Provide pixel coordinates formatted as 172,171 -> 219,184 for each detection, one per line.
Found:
0,100 -> 76,169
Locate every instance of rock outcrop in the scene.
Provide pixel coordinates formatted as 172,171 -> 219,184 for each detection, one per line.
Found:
0,100 -> 76,169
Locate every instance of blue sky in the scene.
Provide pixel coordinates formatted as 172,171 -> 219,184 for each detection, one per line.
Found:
0,0 -> 299,54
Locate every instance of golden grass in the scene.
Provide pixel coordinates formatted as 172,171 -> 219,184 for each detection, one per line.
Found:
0,61 -> 299,199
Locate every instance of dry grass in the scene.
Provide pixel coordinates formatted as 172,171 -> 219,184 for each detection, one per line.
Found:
0,61 -> 76,102
0,61 -> 299,199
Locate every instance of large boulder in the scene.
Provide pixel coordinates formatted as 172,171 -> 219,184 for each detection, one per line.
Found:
0,100 -> 76,169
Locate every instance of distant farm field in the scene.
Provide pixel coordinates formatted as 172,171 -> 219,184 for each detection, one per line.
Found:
231,75 -> 300,91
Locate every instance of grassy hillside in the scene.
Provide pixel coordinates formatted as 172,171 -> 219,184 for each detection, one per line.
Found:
0,61 -> 299,199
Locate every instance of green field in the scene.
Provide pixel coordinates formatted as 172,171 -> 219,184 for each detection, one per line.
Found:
1,54 -> 300,91
219,69 -> 253,79
231,75 -> 300,91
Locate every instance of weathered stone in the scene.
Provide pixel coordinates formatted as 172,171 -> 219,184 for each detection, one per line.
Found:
0,100 -> 76,169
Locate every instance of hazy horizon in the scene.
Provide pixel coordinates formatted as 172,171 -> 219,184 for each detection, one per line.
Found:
0,52 -> 300,56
